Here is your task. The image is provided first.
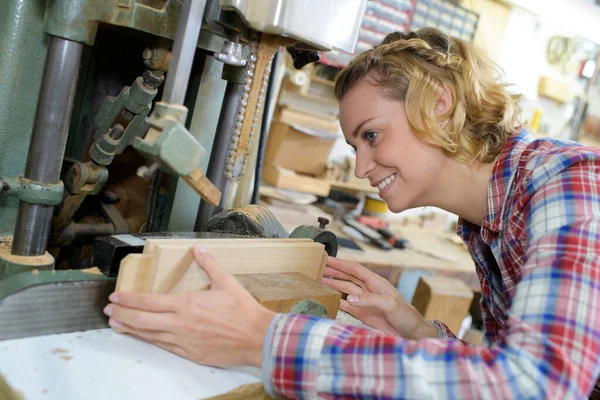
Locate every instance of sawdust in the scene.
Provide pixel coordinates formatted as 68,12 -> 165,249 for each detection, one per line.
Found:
60,355 -> 73,361
50,348 -> 68,355
233,205 -> 261,224
81,267 -> 103,275
0,237 -> 53,266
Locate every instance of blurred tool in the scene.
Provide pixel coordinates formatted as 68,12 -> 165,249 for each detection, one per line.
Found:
342,216 -> 392,250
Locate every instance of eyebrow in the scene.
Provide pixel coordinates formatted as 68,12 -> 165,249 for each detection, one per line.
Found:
352,118 -> 374,138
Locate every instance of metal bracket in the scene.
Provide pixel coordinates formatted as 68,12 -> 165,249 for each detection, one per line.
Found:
133,102 -> 201,176
0,176 -> 64,206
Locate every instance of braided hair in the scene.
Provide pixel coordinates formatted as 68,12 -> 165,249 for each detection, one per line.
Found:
335,28 -> 522,163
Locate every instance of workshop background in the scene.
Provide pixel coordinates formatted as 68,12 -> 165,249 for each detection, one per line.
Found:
2,0 -> 600,397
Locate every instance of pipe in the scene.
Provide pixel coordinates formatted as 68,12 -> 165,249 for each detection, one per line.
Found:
194,81 -> 244,231
251,51 -> 279,204
161,0 -> 207,105
12,37 -> 83,256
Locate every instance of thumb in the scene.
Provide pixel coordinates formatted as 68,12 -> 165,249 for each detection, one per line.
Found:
347,292 -> 393,312
192,245 -> 230,286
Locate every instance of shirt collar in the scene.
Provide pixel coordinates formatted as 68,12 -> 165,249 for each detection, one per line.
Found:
457,128 -> 533,239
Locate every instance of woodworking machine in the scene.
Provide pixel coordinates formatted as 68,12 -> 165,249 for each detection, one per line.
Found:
0,0 -> 366,341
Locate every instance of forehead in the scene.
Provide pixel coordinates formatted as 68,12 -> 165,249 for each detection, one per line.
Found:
339,81 -> 388,134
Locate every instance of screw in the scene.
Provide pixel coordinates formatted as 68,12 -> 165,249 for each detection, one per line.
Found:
318,217 -> 329,229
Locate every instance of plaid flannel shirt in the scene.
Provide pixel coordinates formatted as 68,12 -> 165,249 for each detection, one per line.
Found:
260,129 -> 600,399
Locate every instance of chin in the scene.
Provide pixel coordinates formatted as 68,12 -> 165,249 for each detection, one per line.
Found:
383,199 -> 409,214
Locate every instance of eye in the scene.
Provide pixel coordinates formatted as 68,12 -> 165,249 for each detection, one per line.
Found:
363,130 -> 378,144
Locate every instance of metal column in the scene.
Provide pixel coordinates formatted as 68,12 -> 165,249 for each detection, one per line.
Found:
194,81 -> 244,231
12,37 -> 83,256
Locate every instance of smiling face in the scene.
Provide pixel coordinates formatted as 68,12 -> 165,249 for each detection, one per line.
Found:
340,79 -> 447,213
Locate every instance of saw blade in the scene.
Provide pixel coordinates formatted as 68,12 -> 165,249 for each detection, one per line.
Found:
225,34 -> 280,182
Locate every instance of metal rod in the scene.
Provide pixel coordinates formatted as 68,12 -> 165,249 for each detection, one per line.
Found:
252,51 -> 279,204
161,0 -> 207,105
12,37 -> 83,256
194,81 -> 244,231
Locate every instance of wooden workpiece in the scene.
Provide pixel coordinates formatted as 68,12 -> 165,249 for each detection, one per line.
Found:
236,271 -> 340,319
116,238 -> 330,296
182,166 -> 221,206
411,275 -> 474,334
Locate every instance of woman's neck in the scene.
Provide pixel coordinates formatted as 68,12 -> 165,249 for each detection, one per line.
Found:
429,157 -> 497,226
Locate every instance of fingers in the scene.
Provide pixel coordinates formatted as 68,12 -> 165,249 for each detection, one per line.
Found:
104,303 -> 177,332
347,292 -> 393,313
109,292 -> 182,312
322,277 -> 363,295
339,299 -> 362,317
326,257 -> 375,283
323,267 -> 366,289
192,245 -> 233,288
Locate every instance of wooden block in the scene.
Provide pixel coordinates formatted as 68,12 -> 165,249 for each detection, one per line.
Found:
115,254 -> 153,293
411,275 -> 474,334
262,165 -> 330,196
235,272 -> 341,319
116,239 -> 327,295
182,166 -> 221,206
142,238 -> 313,254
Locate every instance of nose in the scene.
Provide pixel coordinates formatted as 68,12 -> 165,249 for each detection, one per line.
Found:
354,149 -> 375,180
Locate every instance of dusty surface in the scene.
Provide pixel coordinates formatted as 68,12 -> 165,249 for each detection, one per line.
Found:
81,267 -> 103,275
0,236 -> 54,266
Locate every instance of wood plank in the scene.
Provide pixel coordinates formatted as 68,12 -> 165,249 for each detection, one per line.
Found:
182,166 -> 221,206
142,238 -> 313,254
116,240 -> 327,295
235,272 -> 341,319
262,165 -> 330,196
115,254 -> 153,293
149,243 -> 326,294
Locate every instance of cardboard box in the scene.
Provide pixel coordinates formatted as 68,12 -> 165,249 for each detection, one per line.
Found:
264,121 -> 337,176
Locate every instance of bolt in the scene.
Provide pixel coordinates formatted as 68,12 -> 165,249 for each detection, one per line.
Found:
142,70 -> 165,89
318,217 -> 330,229
142,48 -> 153,61
108,124 -> 125,140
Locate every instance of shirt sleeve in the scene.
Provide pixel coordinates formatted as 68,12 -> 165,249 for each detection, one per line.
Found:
261,160 -> 600,399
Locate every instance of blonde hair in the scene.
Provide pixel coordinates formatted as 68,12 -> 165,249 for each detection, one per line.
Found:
335,28 -> 523,163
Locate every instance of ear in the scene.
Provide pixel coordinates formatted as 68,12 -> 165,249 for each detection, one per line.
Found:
434,85 -> 452,119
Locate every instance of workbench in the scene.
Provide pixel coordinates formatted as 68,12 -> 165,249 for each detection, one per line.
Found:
1,311 -> 365,400
1,329 -> 262,400
334,223 -> 480,293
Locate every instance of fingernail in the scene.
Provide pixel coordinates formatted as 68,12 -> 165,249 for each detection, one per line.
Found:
103,305 -> 113,316
347,295 -> 359,304
193,245 -> 207,253
109,318 -> 123,329
109,293 -> 119,303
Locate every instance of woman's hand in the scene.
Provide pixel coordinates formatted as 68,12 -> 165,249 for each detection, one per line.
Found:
103,246 -> 276,368
322,256 -> 437,340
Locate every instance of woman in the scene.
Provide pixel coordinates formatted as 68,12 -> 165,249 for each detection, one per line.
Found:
103,28 -> 600,398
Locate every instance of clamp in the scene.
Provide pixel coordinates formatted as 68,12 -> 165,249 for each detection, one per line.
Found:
0,176 -> 64,206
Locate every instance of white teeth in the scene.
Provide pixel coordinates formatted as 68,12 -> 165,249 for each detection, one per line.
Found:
377,174 -> 396,191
